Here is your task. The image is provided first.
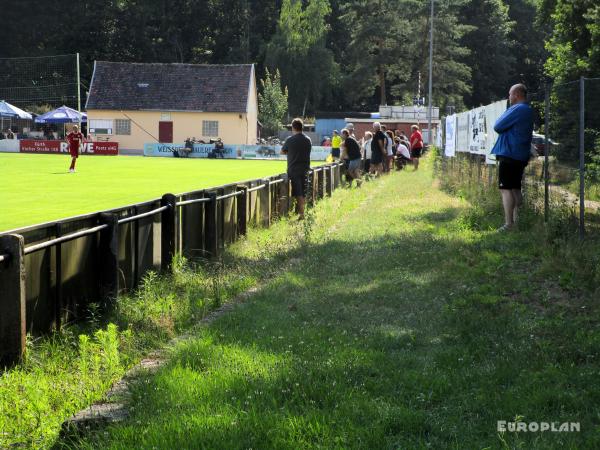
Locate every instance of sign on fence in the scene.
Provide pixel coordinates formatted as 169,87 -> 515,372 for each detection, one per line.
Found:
143,143 -> 333,161
0,139 -> 20,153
445,99 -> 507,163
445,115 -> 456,157
18,140 -> 118,155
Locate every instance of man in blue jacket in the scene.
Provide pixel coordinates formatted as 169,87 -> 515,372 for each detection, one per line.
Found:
491,84 -> 534,231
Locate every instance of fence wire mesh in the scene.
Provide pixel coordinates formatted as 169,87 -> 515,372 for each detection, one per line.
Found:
0,54 -> 79,138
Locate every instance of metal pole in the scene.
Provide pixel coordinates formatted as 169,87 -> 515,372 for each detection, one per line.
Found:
544,82 -> 550,223
579,76 -> 585,239
427,0 -> 434,147
76,53 -> 82,128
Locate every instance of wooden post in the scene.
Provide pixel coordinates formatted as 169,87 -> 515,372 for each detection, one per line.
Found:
325,166 -> 332,197
0,234 -> 26,367
98,213 -> 119,308
205,192 -> 219,258
161,194 -> 176,271
281,175 -> 291,215
317,169 -> 325,199
260,178 -> 271,227
236,185 -> 248,236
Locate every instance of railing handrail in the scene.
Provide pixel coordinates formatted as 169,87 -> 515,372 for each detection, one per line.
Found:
117,205 -> 170,225
176,197 -> 211,207
24,224 -> 110,255
216,191 -> 244,201
247,184 -> 267,193
270,178 -> 284,185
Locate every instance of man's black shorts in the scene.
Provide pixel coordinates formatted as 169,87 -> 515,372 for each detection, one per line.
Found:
331,148 -> 340,158
289,172 -> 308,197
498,156 -> 527,190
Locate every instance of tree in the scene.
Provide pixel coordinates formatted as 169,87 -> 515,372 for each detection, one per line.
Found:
459,0 -> 515,106
338,0 -> 413,109
504,0 -> 548,94
258,69 -> 289,137
265,0 -> 337,116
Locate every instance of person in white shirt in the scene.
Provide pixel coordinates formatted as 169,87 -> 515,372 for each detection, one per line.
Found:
362,131 -> 373,174
395,136 -> 411,170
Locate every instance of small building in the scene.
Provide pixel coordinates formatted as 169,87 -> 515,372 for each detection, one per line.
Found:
86,61 -> 258,151
347,105 -> 441,143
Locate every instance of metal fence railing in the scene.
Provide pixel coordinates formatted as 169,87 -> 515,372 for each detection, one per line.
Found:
0,163 -> 343,366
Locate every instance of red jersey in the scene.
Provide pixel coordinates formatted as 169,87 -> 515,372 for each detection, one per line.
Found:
67,131 -> 84,151
410,130 -> 423,150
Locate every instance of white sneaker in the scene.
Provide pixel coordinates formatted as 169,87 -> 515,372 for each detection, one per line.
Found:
69,169 -> 75,173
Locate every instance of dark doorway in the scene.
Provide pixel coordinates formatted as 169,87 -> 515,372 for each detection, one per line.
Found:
158,121 -> 173,143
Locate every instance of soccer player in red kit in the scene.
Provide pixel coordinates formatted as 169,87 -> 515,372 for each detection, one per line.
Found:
66,125 -> 85,172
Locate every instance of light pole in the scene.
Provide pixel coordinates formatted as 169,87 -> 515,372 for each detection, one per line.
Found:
427,0 -> 434,146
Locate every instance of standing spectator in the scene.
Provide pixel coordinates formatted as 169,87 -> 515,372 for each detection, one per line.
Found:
362,131 -> 373,174
346,122 -> 356,138
341,128 -> 362,186
331,130 -> 342,160
491,83 -> 534,232
322,137 -> 332,147
6,128 -> 15,139
370,122 -> 386,176
66,124 -> 85,173
409,125 -> 424,170
281,118 -> 312,220
385,130 -> 395,172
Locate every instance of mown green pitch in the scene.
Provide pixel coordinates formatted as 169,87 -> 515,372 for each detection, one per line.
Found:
0,153 -> 289,232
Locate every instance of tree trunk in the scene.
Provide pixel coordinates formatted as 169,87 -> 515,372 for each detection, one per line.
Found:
302,95 -> 308,118
379,66 -> 386,106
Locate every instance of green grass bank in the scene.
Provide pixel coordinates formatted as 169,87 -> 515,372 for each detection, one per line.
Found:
47,155 -> 600,449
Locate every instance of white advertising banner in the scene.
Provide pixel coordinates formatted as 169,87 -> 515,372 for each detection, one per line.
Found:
469,106 -> 487,155
0,139 -> 20,153
456,111 -> 470,152
444,115 -> 457,157
484,99 -> 508,164
143,143 -> 332,161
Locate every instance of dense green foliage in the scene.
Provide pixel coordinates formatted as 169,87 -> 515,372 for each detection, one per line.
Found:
258,69 -> 289,136
2,0 -> 591,114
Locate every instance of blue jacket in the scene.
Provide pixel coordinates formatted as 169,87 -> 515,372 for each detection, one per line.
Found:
491,102 -> 534,162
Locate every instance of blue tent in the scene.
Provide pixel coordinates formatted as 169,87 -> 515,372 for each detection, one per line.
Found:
0,100 -> 32,119
34,105 -> 87,124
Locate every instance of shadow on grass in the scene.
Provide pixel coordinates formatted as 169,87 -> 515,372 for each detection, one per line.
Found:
59,225 -> 600,449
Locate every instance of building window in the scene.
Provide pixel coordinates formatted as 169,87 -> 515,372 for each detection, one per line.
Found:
202,120 -> 219,137
115,119 -> 131,135
161,112 -> 172,121
89,119 -> 113,135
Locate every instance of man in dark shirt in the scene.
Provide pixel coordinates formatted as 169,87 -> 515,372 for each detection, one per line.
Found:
370,122 -> 386,176
341,128 -> 362,186
281,117 -> 312,219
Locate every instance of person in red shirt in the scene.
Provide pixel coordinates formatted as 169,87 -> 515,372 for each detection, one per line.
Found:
409,125 -> 424,171
66,124 -> 85,172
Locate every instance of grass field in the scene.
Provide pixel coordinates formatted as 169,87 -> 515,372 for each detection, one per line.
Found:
0,153 -> 288,232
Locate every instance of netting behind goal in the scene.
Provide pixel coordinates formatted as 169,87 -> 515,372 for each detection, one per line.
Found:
0,54 -> 79,114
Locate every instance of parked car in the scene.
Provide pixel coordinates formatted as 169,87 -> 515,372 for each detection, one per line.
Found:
531,133 -> 559,156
